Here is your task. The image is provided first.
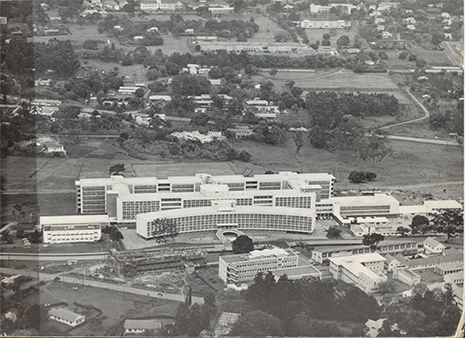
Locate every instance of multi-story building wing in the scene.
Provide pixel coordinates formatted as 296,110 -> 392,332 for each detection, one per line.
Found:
136,200 -> 315,239
329,253 -> 387,293
219,248 -> 299,283
76,172 -> 335,219
40,215 -> 107,244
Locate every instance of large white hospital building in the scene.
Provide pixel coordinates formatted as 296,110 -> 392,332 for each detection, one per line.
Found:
73,172 -> 403,240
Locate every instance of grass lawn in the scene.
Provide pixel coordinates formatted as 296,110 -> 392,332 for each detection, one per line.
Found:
254,70 -> 401,91
302,26 -> 359,46
232,136 -> 464,191
29,282 -> 178,336
407,46 -> 454,67
132,161 -> 234,177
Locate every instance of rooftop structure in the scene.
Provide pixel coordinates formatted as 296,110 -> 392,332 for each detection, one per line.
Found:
423,237 -> 446,254
329,253 -> 387,293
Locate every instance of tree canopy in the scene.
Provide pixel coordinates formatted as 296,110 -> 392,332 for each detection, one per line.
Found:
232,235 -> 254,254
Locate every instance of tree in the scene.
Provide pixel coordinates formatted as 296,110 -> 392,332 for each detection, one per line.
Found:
378,281 -> 396,294
208,66 -> 223,79
365,172 -> 377,181
399,51 -> 408,59
232,235 -> 254,254
274,31 -> 291,42
292,131 -> 304,154
237,150 -> 252,162
230,310 -> 284,337
411,215 -> 430,234
268,68 -> 278,78
321,39 -> 331,46
416,58 -> 427,68
408,54 -> 418,62
348,170 -> 366,183
396,226 -> 410,236
109,163 -> 126,175
336,35 -> 350,46
326,226 -> 342,239
322,33 -> 331,40
362,233 -> 385,252
189,113 -> 209,126
109,226 -> 124,242
358,135 -> 392,165
431,209 -> 463,242
12,204 -> 25,222
150,218 -> 179,244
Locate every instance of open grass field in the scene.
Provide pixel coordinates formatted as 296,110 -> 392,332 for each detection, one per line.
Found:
382,49 -> 454,68
302,26 -> 359,46
407,45 -> 455,67
132,161 -> 234,177
254,69 -> 401,91
232,136 -> 463,199
26,282 -> 178,336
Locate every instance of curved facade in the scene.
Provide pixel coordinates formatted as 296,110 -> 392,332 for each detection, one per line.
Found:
136,201 -> 315,239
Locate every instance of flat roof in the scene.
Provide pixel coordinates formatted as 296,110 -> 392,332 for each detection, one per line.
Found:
272,265 -> 321,278
220,248 -> 296,264
332,194 -> 398,206
313,240 -> 419,253
40,215 -> 110,225
424,200 -> 463,209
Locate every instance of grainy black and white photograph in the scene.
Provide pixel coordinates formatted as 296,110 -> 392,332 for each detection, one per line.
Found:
0,0 -> 464,336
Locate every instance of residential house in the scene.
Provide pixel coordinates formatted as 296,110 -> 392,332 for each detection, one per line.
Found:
441,12 -> 451,18
406,24 -> 416,30
227,125 -> 254,138
49,308 -> 85,327
404,17 -> 416,24
375,17 -> 385,24
423,237 -> 446,254
378,2 -> 398,11
123,318 -> 173,335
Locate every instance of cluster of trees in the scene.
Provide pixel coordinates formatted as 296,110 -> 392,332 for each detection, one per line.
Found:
204,19 -> 259,40
415,210 -> 463,241
34,39 -> 80,77
101,225 -> 124,242
1,105 -> 37,156
430,105 -> 464,136
235,272 -> 378,336
378,283 -> 461,337
162,292 -> 216,336
253,121 -> 287,146
348,170 -> 377,183
97,15 -> 166,45
305,92 -> 393,151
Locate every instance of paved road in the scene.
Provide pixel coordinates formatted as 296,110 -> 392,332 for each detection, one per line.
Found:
0,252 -> 109,261
441,41 -> 463,67
370,180 -> 464,191
0,267 -> 204,304
380,88 -> 430,130
0,222 -> 15,234
385,135 -> 460,146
